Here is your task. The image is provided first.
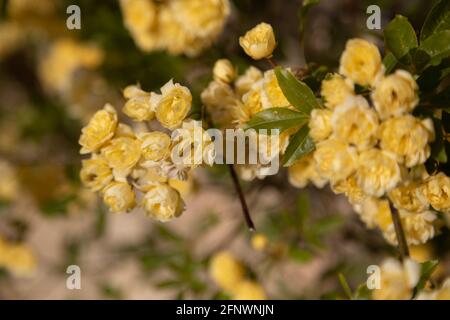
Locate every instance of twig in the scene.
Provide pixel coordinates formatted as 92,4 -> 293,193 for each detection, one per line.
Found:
266,57 -> 278,69
388,201 -> 410,261
227,164 -> 255,232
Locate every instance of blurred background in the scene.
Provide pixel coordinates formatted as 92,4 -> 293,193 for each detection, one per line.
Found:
0,0 -> 448,299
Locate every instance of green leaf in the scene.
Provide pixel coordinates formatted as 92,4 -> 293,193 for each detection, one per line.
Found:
415,260 -> 439,293
289,247 -> 313,263
311,216 -> 343,235
384,15 -> 418,63
419,30 -> 450,67
244,107 -> 308,132
382,52 -> 398,74
420,0 -> 450,42
299,0 -> 320,38
275,67 -> 320,114
353,283 -> 372,300
282,125 -> 315,166
296,194 -> 310,231
338,273 -> 353,300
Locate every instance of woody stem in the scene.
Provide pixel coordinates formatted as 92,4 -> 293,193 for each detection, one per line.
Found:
388,201 -> 410,261
227,164 -> 255,232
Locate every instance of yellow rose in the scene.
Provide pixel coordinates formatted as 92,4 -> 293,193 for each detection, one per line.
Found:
356,148 -> 403,197
168,175 -> 193,197
320,73 -> 354,109
288,154 -> 327,188
169,0 -> 230,38
379,115 -> 434,167
339,38 -> 383,86
122,85 -> 154,121
0,240 -> 36,276
213,59 -> 236,84
234,88 -> 263,126
331,95 -> 379,150
235,66 -> 263,97
155,80 -> 192,129
309,108 -> 333,142
420,173 -> 450,213
120,0 -> 157,33
251,234 -> 268,251
314,139 -> 358,183
372,70 -> 419,120
261,70 -> 290,108
142,183 -> 185,222
79,104 -> 118,154
383,210 -> 437,246
101,137 -> 141,181
114,123 -> 135,139
388,182 -> 429,213
103,182 -> 136,213
356,197 -> 392,229
331,174 -> 366,205
239,22 -> 276,60
132,166 -> 168,191
138,131 -> 171,162
372,258 -> 420,300
80,156 -> 113,192
201,80 -> 238,128
232,281 -> 267,300
209,251 -> 245,292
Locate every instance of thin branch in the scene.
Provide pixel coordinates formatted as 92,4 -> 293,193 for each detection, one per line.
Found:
388,201 -> 410,261
227,164 -> 255,232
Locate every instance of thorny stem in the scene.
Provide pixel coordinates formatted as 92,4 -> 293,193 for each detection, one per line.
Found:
388,201 -> 410,261
227,164 -> 255,232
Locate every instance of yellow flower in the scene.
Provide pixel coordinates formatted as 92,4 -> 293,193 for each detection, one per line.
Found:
309,108 -> 332,143
251,234 -> 268,251
419,173 -> 450,213
388,182 -> 429,213
372,258 -> 420,300
79,104 -> 118,154
232,281 -> 267,300
314,139 -> 358,183
154,80 -> 192,129
168,175 -> 193,197
379,115 -> 434,167
201,80 -> 238,128
132,166 -> 168,191
409,244 -> 433,263
356,148 -> 403,197
0,160 -> 19,201
417,279 -> 450,300
213,58 -> 236,84
261,70 -> 290,108
372,70 -> 419,120
101,137 -> 141,181
0,238 -> 36,277
235,66 -> 263,97
331,174 -> 366,205
138,131 -> 171,162
209,251 -> 245,292
356,197 -> 392,229
169,0 -> 230,38
103,181 -> 136,213
288,154 -> 327,188
339,38 -> 383,86
239,22 -> 276,60
120,0 -> 157,33
122,85 -> 154,121
80,156 -> 113,192
331,95 -> 379,150
320,73 -> 354,109
234,88 -> 263,126
383,210 -> 437,246
142,183 -> 185,222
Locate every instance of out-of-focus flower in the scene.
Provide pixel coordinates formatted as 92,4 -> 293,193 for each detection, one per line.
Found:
251,234 -> 268,251
313,139 -> 358,183
235,66 -> 263,97
234,88 -> 264,126
0,22 -> 24,59
331,95 -> 379,150
379,116 -> 434,167
239,22 -> 276,60
419,173 -> 450,214
80,156 -> 113,192
372,258 -> 420,300
288,154 -> 327,188
409,244 -> 434,263
388,182 -> 429,213
0,160 -> 19,201
122,85 -> 155,121
103,182 -> 136,213
209,251 -> 245,292
201,80 -> 239,128
79,104 -> 118,154
417,279 -> 450,300
154,80 -> 192,129
372,70 -> 419,120
232,281 -> 267,300
138,131 -> 171,162
356,148 -> 403,197
0,237 -> 36,277
320,74 -> 354,109
261,70 -> 289,108
213,59 -> 236,84
142,183 -> 185,222
331,175 -> 366,205
356,197 -> 392,229
339,38 -> 383,87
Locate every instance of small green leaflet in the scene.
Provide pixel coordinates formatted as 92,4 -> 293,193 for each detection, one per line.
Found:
384,15 -> 418,63
244,107 -> 308,132
420,0 -> 450,42
282,125 -> 315,166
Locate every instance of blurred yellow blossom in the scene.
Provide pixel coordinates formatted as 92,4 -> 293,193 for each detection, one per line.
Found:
288,154 -> 327,188
251,234 -> 269,251
143,183 -> 185,222
0,160 -> 19,201
103,182 -> 136,213
232,281 -> 267,300
320,73 -> 354,109
239,22 -> 276,60
80,156 -> 113,192
213,59 -> 236,84
122,85 -> 155,121
209,251 -> 245,292
419,173 -> 450,214
309,109 -> 333,143
0,237 -> 36,277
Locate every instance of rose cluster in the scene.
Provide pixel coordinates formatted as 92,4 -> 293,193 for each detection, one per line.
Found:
289,38 -> 450,246
120,0 -> 230,56
79,80 -> 214,221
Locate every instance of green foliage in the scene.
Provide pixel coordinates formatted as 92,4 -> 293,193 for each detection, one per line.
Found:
244,108 -> 308,132
414,260 -> 439,295
282,125 -> 315,166
420,30 -> 450,67
420,0 -> 450,42
384,15 -> 418,65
